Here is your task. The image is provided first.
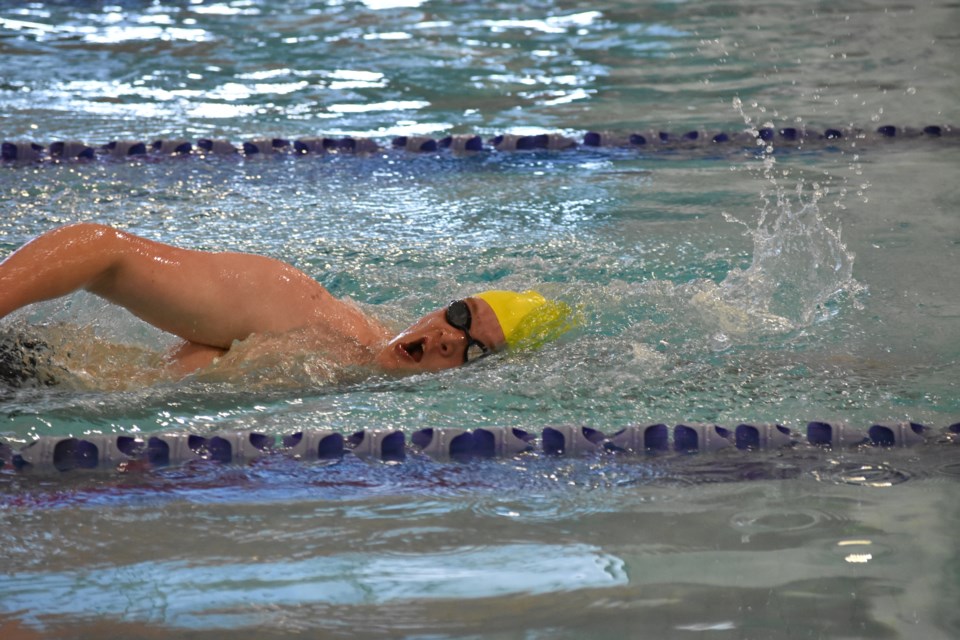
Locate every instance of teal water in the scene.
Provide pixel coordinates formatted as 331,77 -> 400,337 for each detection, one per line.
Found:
1,1 -> 959,638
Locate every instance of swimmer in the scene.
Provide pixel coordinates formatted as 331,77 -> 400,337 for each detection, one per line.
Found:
0,223 -> 566,384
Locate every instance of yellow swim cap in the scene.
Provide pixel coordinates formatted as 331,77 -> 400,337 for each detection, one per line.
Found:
474,289 -> 576,350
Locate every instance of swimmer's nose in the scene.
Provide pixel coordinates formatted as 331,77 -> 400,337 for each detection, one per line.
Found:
436,329 -> 464,358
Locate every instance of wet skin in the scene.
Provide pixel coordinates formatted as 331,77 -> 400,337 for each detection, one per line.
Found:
0,223 -> 506,380
374,297 -> 506,373
167,298 -> 506,378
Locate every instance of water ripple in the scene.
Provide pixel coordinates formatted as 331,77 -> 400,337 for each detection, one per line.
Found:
730,508 -> 826,535
811,462 -> 912,487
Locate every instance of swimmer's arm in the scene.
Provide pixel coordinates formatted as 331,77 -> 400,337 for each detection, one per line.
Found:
164,340 -> 227,376
0,223 -> 337,349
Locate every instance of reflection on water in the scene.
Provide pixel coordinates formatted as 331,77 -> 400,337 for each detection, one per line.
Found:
2,0 -> 954,138
1,448 -> 958,637
3,544 -> 627,628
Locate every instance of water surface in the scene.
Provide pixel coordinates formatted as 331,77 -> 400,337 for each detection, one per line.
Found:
1,1 -> 959,637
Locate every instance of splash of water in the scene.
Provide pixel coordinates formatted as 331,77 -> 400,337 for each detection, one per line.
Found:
689,98 -> 864,344
717,184 -> 860,327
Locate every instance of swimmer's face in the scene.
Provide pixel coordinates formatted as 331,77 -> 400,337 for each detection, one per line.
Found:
375,297 -> 506,372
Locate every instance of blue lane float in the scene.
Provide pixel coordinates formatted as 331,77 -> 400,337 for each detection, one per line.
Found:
282,430 -> 344,460
1,124 -> 955,164
1,422 -> 957,472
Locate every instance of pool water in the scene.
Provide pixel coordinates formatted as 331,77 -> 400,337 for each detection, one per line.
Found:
1,1 -> 959,637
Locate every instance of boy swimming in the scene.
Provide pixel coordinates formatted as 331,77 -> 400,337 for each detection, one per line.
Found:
0,223 -> 564,386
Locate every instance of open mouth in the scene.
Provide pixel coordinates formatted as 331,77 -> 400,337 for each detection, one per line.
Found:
400,339 -> 425,363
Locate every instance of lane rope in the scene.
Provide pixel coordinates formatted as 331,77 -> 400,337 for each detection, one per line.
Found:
2,422 -> 958,471
2,125 -> 955,163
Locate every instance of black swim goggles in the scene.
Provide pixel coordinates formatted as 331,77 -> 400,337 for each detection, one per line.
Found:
445,299 -> 491,364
